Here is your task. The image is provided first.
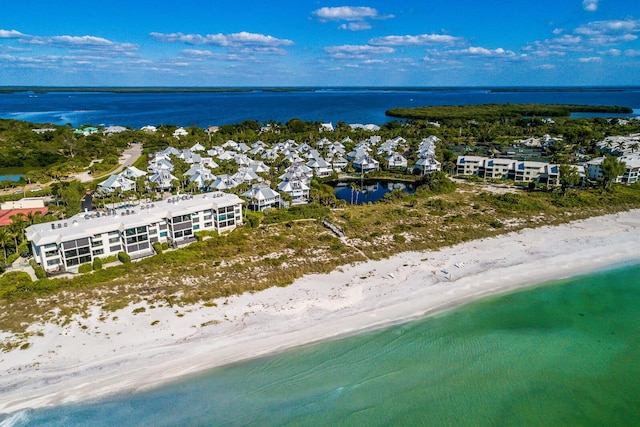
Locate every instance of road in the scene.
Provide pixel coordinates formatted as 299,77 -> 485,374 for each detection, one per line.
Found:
1,143 -> 144,196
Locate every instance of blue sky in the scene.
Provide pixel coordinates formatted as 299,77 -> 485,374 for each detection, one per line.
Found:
1,0 -> 639,86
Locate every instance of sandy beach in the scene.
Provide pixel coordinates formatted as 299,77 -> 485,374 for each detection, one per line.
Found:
1,209 -> 640,415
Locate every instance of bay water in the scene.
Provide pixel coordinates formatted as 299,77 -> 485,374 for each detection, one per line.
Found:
5,262 -> 640,426
1,87 -> 639,129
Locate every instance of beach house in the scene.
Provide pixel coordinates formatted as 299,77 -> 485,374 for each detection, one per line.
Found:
242,184 -> 282,211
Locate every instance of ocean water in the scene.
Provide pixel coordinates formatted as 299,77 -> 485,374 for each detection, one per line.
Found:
5,262 -> 640,426
0,87 -> 639,128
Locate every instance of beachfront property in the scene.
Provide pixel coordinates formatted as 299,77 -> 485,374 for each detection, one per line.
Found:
242,183 -> 282,211
456,156 -> 560,184
586,154 -> 640,184
25,192 -> 244,273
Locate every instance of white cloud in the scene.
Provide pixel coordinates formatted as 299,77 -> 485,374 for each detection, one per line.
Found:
324,44 -> 394,59
339,22 -> 372,31
369,34 -> 462,46
624,49 -> 640,57
460,46 -> 516,57
0,29 -> 25,38
578,56 -> 602,62
181,49 -> 215,58
150,31 -> 294,50
582,0 -> 599,11
574,19 -> 640,45
0,29 -> 137,53
534,64 -> 556,70
313,6 -> 389,21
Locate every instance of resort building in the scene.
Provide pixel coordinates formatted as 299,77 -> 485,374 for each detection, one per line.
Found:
456,156 -> 560,184
25,192 -> 244,274
586,154 -> 640,184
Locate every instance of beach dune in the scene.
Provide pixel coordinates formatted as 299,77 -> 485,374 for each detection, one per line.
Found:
1,209 -> 639,414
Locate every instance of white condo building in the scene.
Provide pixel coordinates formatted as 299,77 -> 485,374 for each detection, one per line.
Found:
26,192 -> 244,273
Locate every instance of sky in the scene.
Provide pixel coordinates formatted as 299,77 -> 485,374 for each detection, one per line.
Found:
1,0 -> 639,87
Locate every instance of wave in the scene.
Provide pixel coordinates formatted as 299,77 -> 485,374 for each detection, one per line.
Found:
0,409 -> 32,427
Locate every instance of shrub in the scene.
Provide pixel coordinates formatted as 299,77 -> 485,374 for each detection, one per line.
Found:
7,253 -> 19,264
33,265 -> 47,280
161,242 -> 170,250
92,257 -> 103,270
152,241 -> 163,254
18,241 -> 30,257
0,271 -> 33,299
393,234 -> 406,244
245,210 -> 261,228
78,263 -> 93,274
118,251 -> 131,264
489,220 -> 504,228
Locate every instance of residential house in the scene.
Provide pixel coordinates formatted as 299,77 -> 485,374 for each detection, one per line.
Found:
414,157 -> 442,175
277,178 -> 309,204
233,168 -> 262,184
173,127 -> 188,139
210,174 -> 240,190
119,166 -> 147,180
353,155 -> 380,173
242,184 -> 282,211
148,170 -> 178,191
306,157 -> 333,177
331,156 -> 349,172
97,175 -> 136,194
386,152 -> 408,169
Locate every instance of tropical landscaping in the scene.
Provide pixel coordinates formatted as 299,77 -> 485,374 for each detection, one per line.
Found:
1,106 -> 640,343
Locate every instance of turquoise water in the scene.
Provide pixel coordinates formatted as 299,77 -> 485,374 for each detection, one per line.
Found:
4,263 -> 640,426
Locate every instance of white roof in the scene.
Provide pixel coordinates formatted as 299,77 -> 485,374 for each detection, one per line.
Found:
25,192 -> 243,247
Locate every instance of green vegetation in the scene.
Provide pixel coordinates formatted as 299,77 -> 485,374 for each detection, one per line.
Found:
386,103 -> 633,121
117,252 -> 131,264
2,108 -> 640,339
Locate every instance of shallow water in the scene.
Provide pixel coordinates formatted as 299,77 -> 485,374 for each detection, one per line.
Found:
6,263 -> 640,426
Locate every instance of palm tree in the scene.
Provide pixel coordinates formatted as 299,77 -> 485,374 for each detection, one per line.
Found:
0,228 -> 11,264
8,213 -> 28,248
26,210 -> 43,225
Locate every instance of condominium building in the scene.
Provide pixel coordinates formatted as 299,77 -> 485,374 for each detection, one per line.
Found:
25,192 -> 244,274
456,156 -> 560,185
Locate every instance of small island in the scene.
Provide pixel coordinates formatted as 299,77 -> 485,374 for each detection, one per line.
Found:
386,103 -> 633,121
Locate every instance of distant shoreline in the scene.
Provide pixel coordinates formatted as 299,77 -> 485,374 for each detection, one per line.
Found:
1,86 -> 638,95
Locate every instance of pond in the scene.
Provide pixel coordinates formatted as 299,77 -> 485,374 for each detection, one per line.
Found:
0,167 -> 28,182
334,180 -> 415,205
0,174 -> 24,182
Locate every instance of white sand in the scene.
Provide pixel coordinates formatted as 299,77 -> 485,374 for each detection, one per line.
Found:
1,209 -> 640,414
